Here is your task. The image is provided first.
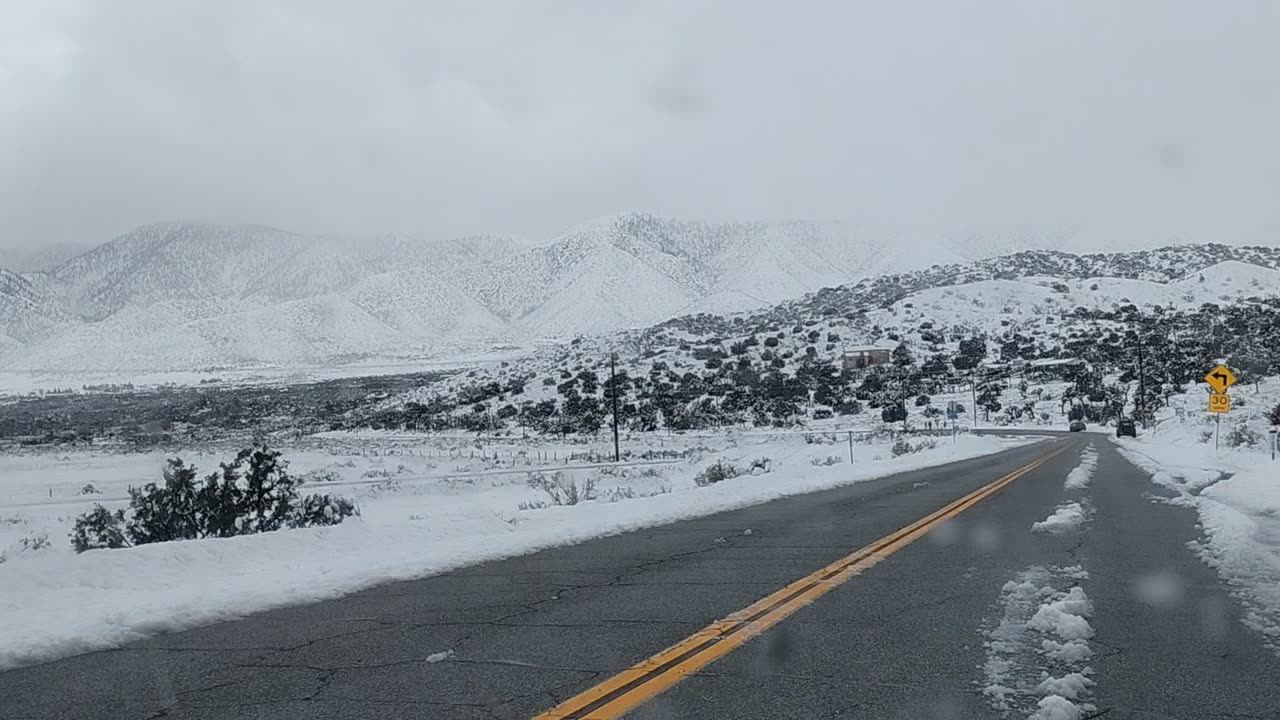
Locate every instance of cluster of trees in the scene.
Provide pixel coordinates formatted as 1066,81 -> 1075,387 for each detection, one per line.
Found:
1059,299 -> 1280,423
365,332 -> 999,433
360,294 -> 1280,436
71,446 -> 356,552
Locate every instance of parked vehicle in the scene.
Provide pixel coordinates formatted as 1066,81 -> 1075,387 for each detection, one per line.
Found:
1116,418 -> 1137,438
1069,420 -> 1086,432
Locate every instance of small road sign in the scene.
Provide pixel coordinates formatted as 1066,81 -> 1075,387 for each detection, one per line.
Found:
1205,365 -> 1238,394
1208,393 -> 1231,414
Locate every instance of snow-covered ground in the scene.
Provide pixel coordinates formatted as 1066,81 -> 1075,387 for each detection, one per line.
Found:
1114,377 -> 1280,650
0,429 -> 1031,670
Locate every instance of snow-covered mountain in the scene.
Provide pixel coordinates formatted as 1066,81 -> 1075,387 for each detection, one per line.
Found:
0,214 -> 982,372
6,214 -> 1277,374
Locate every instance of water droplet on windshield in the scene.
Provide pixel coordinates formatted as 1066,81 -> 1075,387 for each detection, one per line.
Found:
971,522 -> 1001,552
1133,570 -> 1184,609
928,519 -> 961,546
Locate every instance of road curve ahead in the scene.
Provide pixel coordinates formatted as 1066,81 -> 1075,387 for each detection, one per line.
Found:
3,435 -> 1278,719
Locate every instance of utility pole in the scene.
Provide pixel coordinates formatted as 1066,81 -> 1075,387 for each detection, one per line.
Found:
1136,326 -> 1146,427
971,371 -> 979,428
609,353 -> 621,463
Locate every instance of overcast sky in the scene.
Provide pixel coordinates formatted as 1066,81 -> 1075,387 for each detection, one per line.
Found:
2,1 -> 1278,250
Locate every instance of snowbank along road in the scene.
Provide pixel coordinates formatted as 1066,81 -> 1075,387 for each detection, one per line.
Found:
2,432 -> 1278,719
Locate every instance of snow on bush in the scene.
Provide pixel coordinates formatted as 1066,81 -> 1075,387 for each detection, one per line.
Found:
694,460 -> 741,486
69,446 -> 356,553
890,436 -> 938,457
0,532 -> 52,564
299,468 -> 343,484
525,471 -> 596,506
1225,421 -> 1261,449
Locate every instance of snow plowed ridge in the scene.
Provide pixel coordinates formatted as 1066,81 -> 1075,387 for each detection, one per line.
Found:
981,565 -> 1096,719
1032,502 -> 1089,535
1031,446 -> 1098,535
1063,447 -> 1097,491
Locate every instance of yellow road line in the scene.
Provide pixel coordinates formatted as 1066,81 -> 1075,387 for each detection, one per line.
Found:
534,440 -> 1073,720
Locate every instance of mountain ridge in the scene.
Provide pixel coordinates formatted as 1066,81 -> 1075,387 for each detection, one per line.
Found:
3,216 -> 1277,373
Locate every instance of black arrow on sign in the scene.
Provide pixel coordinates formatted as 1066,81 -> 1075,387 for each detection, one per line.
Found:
1213,371 -> 1230,385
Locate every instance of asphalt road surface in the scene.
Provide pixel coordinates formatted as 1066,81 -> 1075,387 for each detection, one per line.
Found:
5,434 -> 1279,719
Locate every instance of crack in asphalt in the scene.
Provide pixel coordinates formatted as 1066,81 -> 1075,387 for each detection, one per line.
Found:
131,541 -> 748,717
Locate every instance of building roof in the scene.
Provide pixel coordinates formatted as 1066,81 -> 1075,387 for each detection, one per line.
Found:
1028,357 -> 1084,367
843,345 -> 891,354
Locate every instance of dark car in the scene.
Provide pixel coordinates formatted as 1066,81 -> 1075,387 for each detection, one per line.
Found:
1069,420 -> 1086,432
1116,418 -> 1137,438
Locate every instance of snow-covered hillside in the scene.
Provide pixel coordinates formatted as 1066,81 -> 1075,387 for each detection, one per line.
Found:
365,244 -> 1280,437
0,214 -> 983,373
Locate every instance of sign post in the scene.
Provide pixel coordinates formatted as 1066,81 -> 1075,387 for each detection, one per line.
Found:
1204,365 -> 1237,452
946,402 -> 959,445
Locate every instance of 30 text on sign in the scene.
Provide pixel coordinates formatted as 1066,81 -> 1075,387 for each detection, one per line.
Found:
1209,393 -> 1231,414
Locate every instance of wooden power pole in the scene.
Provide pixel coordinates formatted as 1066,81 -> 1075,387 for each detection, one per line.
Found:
609,353 -> 621,462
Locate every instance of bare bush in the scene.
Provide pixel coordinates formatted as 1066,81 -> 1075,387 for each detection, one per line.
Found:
891,436 -> 938,457
810,455 -> 843,467
369,478 -> 402,494
601,486 -> 636,503
1226,423 -> 1261,448
526,471 -> 597,506
0,532 -> 52,564
300,468 -> 343,484
694,461 -> 740,487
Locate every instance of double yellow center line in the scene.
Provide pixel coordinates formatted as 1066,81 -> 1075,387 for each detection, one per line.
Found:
535,441 -> 1071,720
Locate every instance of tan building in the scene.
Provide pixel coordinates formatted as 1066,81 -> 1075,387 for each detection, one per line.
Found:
841,346 -> 892,371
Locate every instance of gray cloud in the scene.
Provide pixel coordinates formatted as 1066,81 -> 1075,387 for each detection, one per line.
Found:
2,0 -> 1279,250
